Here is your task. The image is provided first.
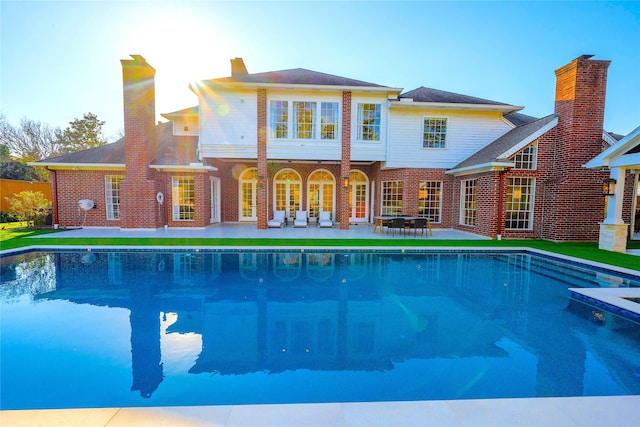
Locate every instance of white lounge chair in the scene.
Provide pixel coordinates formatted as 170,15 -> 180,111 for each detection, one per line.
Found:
318,211 -> 333,228
294,210 -> 308,227
268,210 -> 286,228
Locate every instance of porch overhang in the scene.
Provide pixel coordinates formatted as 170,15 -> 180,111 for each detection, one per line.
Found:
445,161 -> 514,177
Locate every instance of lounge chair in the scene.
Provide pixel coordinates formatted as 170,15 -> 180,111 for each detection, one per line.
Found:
268,210 -> 286,228
318,211 -> 333,228
294,210 -> 308,227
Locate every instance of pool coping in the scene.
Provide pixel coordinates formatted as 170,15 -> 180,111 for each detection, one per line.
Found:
2,245 -> 640,426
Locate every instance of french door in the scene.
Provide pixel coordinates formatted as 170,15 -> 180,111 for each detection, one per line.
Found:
239,168 -> 257,221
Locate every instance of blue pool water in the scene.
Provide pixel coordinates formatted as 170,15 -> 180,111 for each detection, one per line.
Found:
1,249 -> 639,410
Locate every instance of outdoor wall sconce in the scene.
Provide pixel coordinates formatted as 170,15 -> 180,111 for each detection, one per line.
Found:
343,177 -> 349,188
258,175 -> 266,188
602,178 -> 616,196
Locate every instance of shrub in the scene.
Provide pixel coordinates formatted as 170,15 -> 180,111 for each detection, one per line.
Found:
0,211 -> 20,223
4,191 -> 51,227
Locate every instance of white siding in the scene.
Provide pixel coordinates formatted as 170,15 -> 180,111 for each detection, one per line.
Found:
384,109 -> 513,168
199,89 -> 258,159
266,90 -> 343,160
172,116 -> 199,136
350,95 -> 389,162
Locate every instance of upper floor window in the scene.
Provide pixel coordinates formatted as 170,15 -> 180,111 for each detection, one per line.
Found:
293,101 -> 316,139
105,175 -> 124,220
512,141 -> 537,170
321,102 -> 339,140
270,100 -> 288,138
423,117 -> 447,148
357,103 -> 381,141
269,100 -> 339,140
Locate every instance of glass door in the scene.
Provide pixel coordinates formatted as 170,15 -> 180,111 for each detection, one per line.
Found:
239,168 -> 257,221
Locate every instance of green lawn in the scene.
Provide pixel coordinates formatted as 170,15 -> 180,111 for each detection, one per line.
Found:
1,227 -> 639,271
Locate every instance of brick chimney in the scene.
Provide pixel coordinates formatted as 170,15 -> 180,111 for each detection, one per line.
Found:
542,55 -> 610,241
231,57 -> 248,76
119,55 -> 160,229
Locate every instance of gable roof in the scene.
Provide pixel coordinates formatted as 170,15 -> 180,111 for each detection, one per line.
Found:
585,124 -> 640,169
503,112 -> 539,127
447,114 -> 559,176
211,67 -> 389,87
31,122 -> 205,170
399,86 -> 510,106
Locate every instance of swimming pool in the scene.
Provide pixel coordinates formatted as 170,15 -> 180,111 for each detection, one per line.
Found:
1,249 -> 639,410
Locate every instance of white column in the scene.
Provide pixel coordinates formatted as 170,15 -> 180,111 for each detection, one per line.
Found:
602,166 -> 626,224
599,166 -> 628,252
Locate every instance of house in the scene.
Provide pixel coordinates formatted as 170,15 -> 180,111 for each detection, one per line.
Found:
33,54 -> 639,247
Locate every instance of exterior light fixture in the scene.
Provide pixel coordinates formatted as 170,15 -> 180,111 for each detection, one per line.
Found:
602,178 -> 616,196
258,175 -> 266,188
343,177 -> 349,188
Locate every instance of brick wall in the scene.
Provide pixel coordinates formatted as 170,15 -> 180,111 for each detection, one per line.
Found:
256,89 -> 268,229
339,91 -> 352,229
120,55 -> 161,229
542,55 -> 611,241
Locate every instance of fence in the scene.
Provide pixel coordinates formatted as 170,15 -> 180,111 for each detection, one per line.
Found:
0,178 -> 52,212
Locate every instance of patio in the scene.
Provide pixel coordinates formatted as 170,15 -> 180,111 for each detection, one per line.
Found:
42,222 -> 490,240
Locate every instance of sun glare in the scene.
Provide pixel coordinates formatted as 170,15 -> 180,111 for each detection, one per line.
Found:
128,6 -> 233,116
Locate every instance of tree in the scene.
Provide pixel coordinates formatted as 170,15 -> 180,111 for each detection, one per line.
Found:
0,113 -> 59,162
54,112 -> 107,155
0,143 -> 40,180
5,190 -> 51,227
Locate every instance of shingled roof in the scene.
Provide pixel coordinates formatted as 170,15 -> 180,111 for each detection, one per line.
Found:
209,68 -> 391,88
33,122 -> 199,168
450,114 -> 559,173
399,86 -> 511,106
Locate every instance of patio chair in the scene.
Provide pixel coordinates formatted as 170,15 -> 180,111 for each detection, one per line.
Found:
294,210 -> 308,227
387,217 -> 406,236
318,211 -> 333,228
268,210 -> 286,228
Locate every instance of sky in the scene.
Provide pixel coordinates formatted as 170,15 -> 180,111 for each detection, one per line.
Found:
1,1 -> 639,142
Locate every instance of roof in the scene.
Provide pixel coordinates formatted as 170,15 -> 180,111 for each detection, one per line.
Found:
504,112 -> 539,127
399,86 -> 510,106
448,114 -> 559,175
160,106 -> 199,120
209,67 -> 391,88
585,124 -> 640,169
32,122 -> 201,168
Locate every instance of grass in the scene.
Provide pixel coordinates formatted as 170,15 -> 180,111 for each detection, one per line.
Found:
2,226 -> 639,272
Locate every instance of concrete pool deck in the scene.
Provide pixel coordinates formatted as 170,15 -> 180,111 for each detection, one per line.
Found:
3,224 -> 640,426
2,396 -> 640,426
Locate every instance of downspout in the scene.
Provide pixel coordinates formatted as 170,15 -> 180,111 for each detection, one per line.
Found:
49,168 -> 59,226
496,168 -> 509,239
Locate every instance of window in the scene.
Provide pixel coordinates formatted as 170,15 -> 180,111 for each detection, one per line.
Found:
293,101 -> 316,139
172,176 -> 195,221
418,181 -> 442,223
357,103 -> 381,141
270,100 -> 288,138
506,177 -> 535,230
460,179 -> 477,226
105,175 -> 124,220
381,181 -> 403,216
270,100 -> 339,140
320,102 -> 339,140
512,141 -> 538,170
423,117 -> 447,148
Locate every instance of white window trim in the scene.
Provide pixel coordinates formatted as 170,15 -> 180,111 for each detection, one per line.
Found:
105,175 -> 123,220
172,176 -> 195,221
505,177 -> 536,230
356,103 -> 382,142
422,116 -> 448,149
418,180 -> 443,223
380,180 -> 403,216
268,98 -> 340,141
459,179 -> 477,227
